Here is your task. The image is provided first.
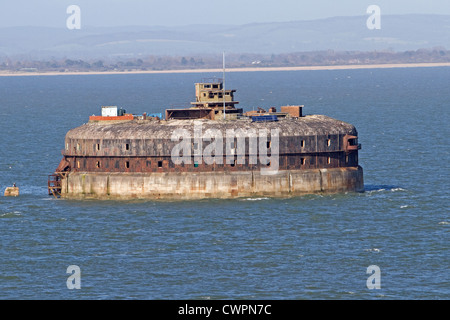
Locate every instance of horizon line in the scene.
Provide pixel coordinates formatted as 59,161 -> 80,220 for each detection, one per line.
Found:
1,62 -> 450,77
1,13 -> 450,29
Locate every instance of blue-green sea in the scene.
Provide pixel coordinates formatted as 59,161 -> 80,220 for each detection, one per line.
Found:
0,68 -> 448,299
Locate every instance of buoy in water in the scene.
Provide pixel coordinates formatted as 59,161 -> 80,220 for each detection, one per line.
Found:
4,184 -> 19,197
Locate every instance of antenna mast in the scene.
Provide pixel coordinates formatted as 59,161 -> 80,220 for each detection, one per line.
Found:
223,51 -> 226,120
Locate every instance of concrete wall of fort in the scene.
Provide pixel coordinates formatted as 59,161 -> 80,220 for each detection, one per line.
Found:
60,166 -> 364,200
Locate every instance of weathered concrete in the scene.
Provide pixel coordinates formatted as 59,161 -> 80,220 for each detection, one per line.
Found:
61,166 -> 364,200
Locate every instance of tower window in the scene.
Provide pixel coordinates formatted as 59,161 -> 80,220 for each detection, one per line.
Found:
301,140 -> 305,148
95,143 -> 100,151
158,161 -> 163,168
96,161 -> 100,168
125,143 -> 130,151
327,139 -> 331,147
301,158 -> 306,165
327,157 -> 331,164
125,161 -> 130,169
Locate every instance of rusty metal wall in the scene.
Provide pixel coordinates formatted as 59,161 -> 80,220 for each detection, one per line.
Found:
63,150 -> 358,174
64,133 -> 353,158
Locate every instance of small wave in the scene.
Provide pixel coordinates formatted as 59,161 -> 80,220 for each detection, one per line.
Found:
364,185 -> 407,194
365,188 -> 385,194
364,248 -> 381,253
240,197 -> 269,201
391,188 -> 407,192
0,211 -> 22,218
438,221 -> 449,225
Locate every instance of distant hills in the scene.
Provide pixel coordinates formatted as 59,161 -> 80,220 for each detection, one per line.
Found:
0,14 -> 449,60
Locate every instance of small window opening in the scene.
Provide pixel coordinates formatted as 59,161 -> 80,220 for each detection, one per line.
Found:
125,161 -> 130,169
125,143 -> 130,151
301,140 -> 305,148
327,157 -> 331,164
301,158 -> 306,165
96,143 -> 100,151
327,139 -> 331,147
96,161 -> 100,168
267,141 -> 271,149
194,162 -> 199,168
158,161 -> 163,168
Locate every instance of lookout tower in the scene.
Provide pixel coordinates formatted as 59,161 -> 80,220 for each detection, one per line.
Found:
191,78 -> 239,110
165,78 -> 242,120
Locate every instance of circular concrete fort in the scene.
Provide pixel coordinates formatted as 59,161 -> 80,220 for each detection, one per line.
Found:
48,79 -> 363,199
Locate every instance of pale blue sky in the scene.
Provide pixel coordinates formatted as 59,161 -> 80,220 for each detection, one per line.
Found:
1,0 -> 450,27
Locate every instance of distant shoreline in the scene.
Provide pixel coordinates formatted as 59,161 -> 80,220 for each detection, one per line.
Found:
1,62 -> 450,77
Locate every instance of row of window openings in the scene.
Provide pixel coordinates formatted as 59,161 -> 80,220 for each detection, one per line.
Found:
203,84 -> 220,89
78,156 -> 350,169
78,160 -> 163,169
203,92 -> 230,98
72,140 -> 334,152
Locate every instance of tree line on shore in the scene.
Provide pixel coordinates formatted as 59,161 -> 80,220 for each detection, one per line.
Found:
1,48 -> 449,73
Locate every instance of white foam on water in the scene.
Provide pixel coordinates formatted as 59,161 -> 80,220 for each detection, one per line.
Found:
391,188 -> 407,192
0,211 -> 22,217
364,248 -> 381,253
240,197 -> 269,201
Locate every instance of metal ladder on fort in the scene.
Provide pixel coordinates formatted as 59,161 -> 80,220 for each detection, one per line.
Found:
48,174 -> 63,198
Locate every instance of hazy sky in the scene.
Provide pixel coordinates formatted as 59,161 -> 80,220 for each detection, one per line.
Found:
1,0 -> 450,28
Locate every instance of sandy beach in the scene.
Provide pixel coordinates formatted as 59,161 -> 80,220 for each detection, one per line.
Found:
1,62 -> 449,77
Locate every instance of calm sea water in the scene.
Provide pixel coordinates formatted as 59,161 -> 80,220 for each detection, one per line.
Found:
0,68 -> 448,300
